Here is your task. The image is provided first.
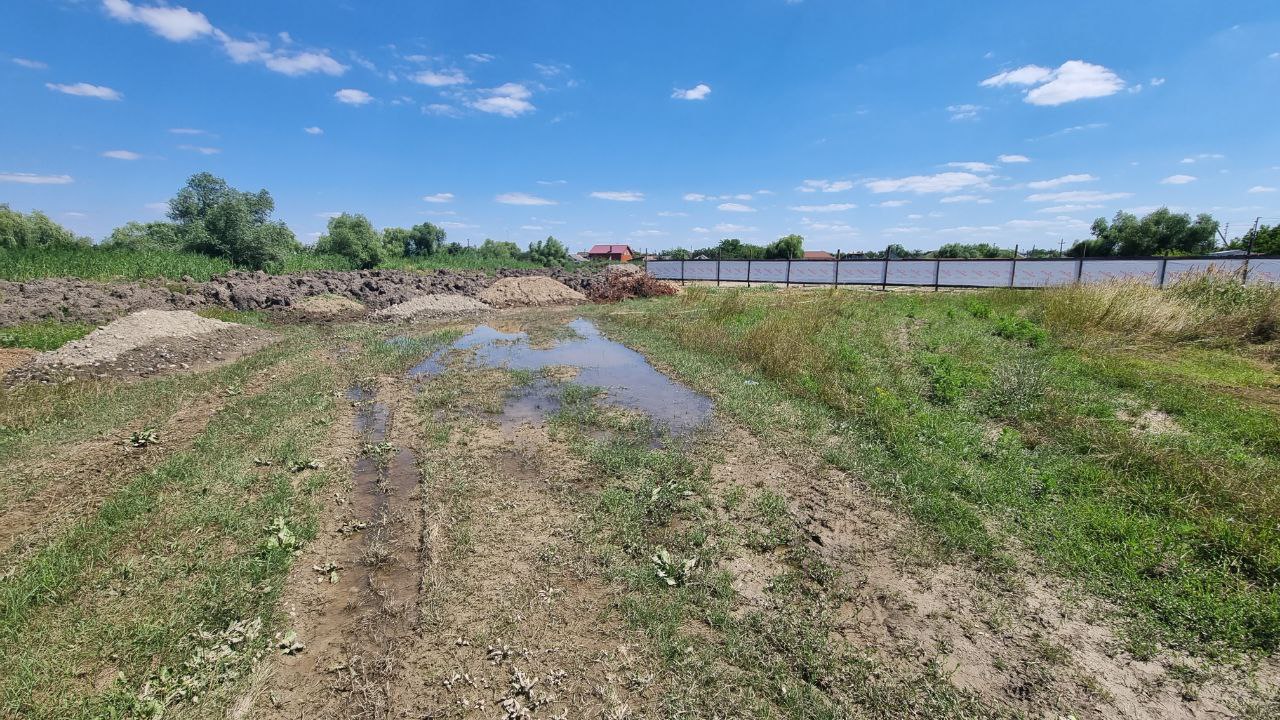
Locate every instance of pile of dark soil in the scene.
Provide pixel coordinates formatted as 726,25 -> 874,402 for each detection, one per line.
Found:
0,277 -> 204,325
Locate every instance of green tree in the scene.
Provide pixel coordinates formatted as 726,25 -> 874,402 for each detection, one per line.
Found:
527,236 -> 569,265
0,205 -> 90,249
666,247 -> 691,260
166,172 -> 297,268
478,238 -> 521,258
765,234 -> 804,259
936,242 -> 1007,259
1237,224 -> 1280,255
103,221 -> 182,251
316,213 -> 384,268
1070,208 -> 1219,256
404,221 -> 446,256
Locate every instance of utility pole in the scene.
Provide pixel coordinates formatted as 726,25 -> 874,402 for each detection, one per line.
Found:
1242,216 -> 1261,285
1058,238 -> 1065,256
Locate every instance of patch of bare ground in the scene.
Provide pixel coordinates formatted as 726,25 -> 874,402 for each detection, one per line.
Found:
706,426 -> 1279,719
0,359 -> 301,566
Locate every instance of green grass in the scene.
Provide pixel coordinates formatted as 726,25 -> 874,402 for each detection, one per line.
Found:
592,287 -> 1280,657
0,320 -> 93,350
0,246 -> 233,282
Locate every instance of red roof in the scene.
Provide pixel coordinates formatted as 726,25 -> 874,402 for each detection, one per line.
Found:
587,244 -> 633,255
803,250 -> 835,259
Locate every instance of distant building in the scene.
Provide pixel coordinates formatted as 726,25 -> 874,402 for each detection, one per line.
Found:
803,250 -> 835,260
586,244 -> 635,261
568,252 -> 590,263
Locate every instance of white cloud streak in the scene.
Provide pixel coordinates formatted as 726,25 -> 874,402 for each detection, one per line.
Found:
46,82 -> 122,100
672,83 -> 711,100
495,192 -> 556,206
0,172 -> 74,184
589,191 -> 645,202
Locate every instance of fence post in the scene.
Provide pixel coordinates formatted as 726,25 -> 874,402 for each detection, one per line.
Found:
933,258 -> 941,291
681,259 -> 686,286
1009,244 -> 1019,288
1243,218 -> 1258,285
1075,256 -> 1084,283
881,245 -> 890,291
716,249 -> 722,287
833,249 -> 839,288
786,256 -> 792,289
1158,253 -> 1169,289
747,258 -> 752,288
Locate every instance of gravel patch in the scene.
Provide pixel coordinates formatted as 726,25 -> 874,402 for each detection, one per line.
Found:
374,294 -> 491,320
33,310 -> 238,367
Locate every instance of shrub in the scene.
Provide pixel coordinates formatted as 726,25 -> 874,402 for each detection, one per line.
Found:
994,315 -> 1048,347
589,273 -> 680,302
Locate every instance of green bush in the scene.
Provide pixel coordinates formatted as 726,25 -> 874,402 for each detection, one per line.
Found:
993,315 -> 1047,347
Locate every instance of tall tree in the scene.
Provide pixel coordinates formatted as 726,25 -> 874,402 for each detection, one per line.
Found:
0,205 -> 90,249
765,234 -> 804,259
166,173 -> 297,268
527,236 -> 569,265
317,213 -> 384,268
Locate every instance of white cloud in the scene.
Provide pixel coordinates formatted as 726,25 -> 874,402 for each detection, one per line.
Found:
1161,174 -> 1197,185
103,0 -> 213,42
466,53 -> 495,63
1025,190 -> 1132,202
946,161 -> 996,172
657,211 -> 687,217
178,144 -> 220,155
939,194 -> 993,204
796,179 -> 854,193
789,203 -> 856,212
521,225 -> 544,231
714,223 -> 757,233
799,218 -> 857,235
422,193 -> 455,203
1036,204 -> 1103,213
534,62 -> 570,77
412,69 -> 468,87
946,104 -> 983,120
998,154 -> 1030,163
303,126 -> 323,135
334,88 -> 372,105
865,172 -> 988,194
683,193 -> 708,202
472,83 -> 535,117
169,127 -> 207,135
631,229 -> 667,237
0,172 -> 73,184
1150,77 -> 1166,86
692,227 -> 711,233
316,211 -> 342,219
537,179 -> 568,185
423,103 -> 461,117
983,60 -> 1125,106
1178,153 -> 1224,164
590,191 -> 645,202
717,202 -> 756,212
672,83 -> 711,101
1247,186 -> 1276,193
260,51 -> 345,76
439,221 -> 477,229
12,57 -> 47,69
875,200 -> 910,208
46,82 -> 121,100
101,149 -> 141,160
495,192 -> 556,206
980,64 -> 1053,87
1027,173 -> 1097,189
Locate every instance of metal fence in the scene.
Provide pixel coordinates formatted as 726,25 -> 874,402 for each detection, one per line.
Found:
646,255 -> 1280,289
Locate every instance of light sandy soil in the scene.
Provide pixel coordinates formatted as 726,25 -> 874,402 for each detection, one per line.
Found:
478,277 -> 587,309
374,293 -> 491,321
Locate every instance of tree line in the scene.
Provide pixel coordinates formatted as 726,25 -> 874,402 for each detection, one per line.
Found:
1,173 -> 572,270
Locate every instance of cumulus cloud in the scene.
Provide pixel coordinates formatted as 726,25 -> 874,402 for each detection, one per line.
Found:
717,202 -> 756,212
1027,174 -> 1097,189
46,82 -> 122,100
1161,174 -> 1197,185
103,0 -> 213,41
789,203 -> 856,212
590,191 -> 645,202
672,83 -> 711,100
796,179 -> 854,193
947,104 -> 983,120
998,154 -> 1030,163
1025,190 -> 1132,202
946,161 -> 996,172
12,57 -> 47,69
334,88 -> 372,105
422,193 -> 454,203
412,69 -> 468,87
495,192 -> 556,206
101,150 -> 141,160
0,172 -> 73,184
303,126 -> 323,135
865,172 -> 988,194
472,83 -> 535,117
982,60 -> 1125,106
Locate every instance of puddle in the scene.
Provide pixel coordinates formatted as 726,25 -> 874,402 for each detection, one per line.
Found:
409,317 -> 713,434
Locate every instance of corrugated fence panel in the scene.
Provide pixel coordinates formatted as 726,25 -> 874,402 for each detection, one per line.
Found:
749,261 -> 789,283
837,261 -> 885,284
1164,258 -> 1245,283
1247,258 -> 1280,284
648,260 -> 680,279
1014,260 -> 1078,287
683,261 -> 717,280
1081,259 -> 1161,285
887,260 -> 938,285
719,260 -> 750,281
789,261 -> 837,283
938,260 -> 1014,287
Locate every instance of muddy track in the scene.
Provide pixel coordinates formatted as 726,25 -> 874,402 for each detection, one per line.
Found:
0,359 -> 301,566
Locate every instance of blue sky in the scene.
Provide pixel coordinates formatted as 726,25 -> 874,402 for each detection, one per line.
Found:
3,0 -> 1280,253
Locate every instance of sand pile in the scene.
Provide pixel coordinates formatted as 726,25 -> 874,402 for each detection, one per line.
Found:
602,263 -> 643,277
292,294 -> 366,319
374,294 -> 492,320
478,277 -> 587,308
34,310 -> 240,367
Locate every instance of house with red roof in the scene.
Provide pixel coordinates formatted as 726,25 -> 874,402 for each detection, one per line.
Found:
586,244 -> 635,261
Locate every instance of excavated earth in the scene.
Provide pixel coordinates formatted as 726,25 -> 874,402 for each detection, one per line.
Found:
0,268 -> 613,326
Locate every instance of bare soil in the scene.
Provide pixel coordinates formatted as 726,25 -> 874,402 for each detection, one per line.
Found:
290,294 -> 368,320
373,294 -> 491,321
477,277 -> 588,308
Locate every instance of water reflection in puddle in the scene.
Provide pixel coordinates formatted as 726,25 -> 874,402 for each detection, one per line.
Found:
409,317 -> 713,434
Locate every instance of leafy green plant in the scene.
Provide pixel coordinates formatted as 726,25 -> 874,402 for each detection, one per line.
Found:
650,547 -> 697,587
128,427 -> 160,448
993,315 -> 1047,347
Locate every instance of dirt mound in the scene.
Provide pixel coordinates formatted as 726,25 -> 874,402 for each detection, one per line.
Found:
374,294 -> 491,320
0,348 -> 35,375
291,294 -> 367,319
602,263 -> 643,277
0,277 -> 205,326
33,310 -> 234,367
478,277 -> 587,308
